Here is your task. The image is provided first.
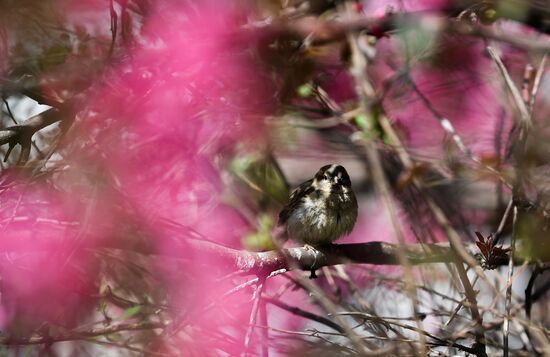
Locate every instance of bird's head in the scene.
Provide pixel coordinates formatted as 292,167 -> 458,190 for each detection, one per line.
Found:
313,164 -> 352,193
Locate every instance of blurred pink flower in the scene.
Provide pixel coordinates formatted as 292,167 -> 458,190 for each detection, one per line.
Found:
1,1 -> 276,349
0,182 -> 99,328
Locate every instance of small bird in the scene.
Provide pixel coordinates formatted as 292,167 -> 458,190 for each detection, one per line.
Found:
278,164 -> 358,247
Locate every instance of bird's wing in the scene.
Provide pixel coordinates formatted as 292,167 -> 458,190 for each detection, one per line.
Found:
278,178 -> 314,225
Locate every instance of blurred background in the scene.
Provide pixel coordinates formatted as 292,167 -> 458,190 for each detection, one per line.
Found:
1,0 -> 550,355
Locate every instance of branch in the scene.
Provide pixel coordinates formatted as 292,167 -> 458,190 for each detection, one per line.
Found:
0,109 -> 61,145
263,296 -> 344,333
0,321 -> 166,345
187,239 -> 514,276
0,108 -> 61,163
249,13 -> 550,52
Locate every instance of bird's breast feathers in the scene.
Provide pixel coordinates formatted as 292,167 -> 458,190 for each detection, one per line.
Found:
286,192 -> 357,245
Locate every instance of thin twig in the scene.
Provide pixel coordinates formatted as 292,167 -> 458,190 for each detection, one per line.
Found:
83,338 -> 172,357
248,13 -> 550,52
261,325 -> 358,353
242,278 -> 266,357
290,272 -> 373,355
0,108 -> 61,164
345,16 -> 427,355
375,109 -> 495,290
525,266 -> 550,319
259,298 -> 269,357
334,311 -> 478,355
2,97 -> 18,126
108,0 -> 118,56
503,205 -> 518,357
0,321 -> 167,345
487,47 -> 531,129
406,77 -> 511,189
282,108 -> 361,129
493,198 -> 514,246
528,53 -> 548,115
263,296 -> 344,333
455,262 -> 487,356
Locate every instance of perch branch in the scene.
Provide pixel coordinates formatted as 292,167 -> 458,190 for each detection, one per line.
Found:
186,239 -> 515,276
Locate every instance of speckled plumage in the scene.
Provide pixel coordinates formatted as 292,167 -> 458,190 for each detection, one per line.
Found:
278,164 -> 358,245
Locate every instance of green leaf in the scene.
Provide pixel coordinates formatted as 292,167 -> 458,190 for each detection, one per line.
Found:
120,305 -> 142,320
230,153 -> 289,206
242,214 -> 276,251
355,112 -> 382,140
296,83 -> 313,98
354,114 -> 370,130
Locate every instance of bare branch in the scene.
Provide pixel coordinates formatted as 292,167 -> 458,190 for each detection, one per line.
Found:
503,206 -> 518,357
185,239 -> 518,277
248,13 -> 550,52
263,296 -> 344,333
487,47 -> 531,129
242,278 -> 265,357
0,321 -> 167,346
0,108 -> 61,164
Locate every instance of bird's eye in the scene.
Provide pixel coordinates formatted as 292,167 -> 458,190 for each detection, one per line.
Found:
323,174 -> 329,180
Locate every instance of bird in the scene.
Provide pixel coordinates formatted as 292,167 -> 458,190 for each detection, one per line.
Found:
278,164 -> 358,247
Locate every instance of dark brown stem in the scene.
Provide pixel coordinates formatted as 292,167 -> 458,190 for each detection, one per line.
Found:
0,109 -> 60,147
455,262 -> 487,357
525,266 -> 550,319
0,108 -> 61,163
263,296 -> 344,333
190,239 -> 458,275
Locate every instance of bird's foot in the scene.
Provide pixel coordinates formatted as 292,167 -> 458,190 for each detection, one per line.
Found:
303,244 -> 320,279
309,269 -> 318,279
